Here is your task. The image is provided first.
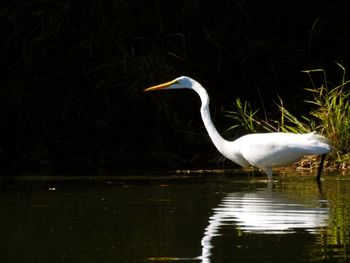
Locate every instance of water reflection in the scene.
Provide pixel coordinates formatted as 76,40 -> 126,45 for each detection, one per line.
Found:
200,183 -> 329,262
1,175 -> 350,262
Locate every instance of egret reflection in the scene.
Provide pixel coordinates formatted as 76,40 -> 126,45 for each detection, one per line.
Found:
199,187 -> 329,262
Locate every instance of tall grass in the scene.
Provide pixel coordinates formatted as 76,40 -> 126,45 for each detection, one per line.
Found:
225,63 -> 350,169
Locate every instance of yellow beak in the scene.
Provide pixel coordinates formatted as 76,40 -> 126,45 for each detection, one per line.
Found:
143,79 -> 177,92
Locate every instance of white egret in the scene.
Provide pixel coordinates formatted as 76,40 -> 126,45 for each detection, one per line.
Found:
144,76 -> 332,180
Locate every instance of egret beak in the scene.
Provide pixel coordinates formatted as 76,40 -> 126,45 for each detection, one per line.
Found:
143,79 -> 177,92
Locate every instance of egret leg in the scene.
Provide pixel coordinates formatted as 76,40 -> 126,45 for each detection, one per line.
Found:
316,154 -> 326,182
264,168 -> 273,181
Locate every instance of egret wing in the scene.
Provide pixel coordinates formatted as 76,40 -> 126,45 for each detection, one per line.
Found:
238,133 -> 327,168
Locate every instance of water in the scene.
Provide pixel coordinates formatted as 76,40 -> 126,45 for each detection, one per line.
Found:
1,172 -> 350,263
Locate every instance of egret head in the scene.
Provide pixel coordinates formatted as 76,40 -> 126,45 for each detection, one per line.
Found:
144,76 -> 194,92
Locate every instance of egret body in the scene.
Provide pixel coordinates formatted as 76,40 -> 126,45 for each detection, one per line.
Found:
144,76 -> 332,180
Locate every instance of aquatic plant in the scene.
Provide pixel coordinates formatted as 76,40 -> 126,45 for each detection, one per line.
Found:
225,63 -> 350,170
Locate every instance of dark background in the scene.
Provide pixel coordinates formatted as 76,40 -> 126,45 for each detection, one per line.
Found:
1,0 -> 349,174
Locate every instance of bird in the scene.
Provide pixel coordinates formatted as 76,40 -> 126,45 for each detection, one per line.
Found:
144,76 -> 332,181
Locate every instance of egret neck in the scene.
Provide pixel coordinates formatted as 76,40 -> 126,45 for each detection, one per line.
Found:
191,82 -> 228,156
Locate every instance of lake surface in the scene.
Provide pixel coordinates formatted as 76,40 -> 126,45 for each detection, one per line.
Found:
1,172 -> 350,263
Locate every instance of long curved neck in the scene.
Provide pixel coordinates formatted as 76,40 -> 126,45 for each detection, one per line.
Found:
191,82 -> 228,155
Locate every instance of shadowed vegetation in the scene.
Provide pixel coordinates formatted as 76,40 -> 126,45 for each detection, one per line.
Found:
0,0 -> 350,173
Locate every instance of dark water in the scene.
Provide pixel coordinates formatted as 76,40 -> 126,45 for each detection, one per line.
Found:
1,172 -> 350,263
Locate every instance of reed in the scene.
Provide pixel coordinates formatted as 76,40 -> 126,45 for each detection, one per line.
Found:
225,63 -> 350,170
